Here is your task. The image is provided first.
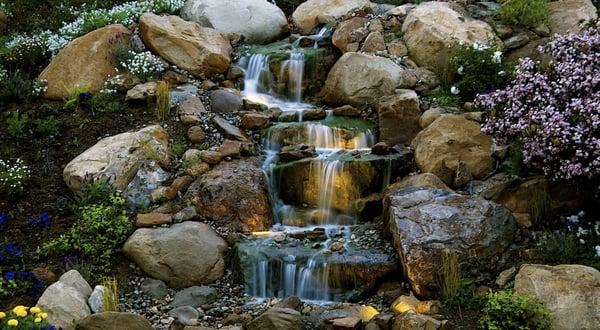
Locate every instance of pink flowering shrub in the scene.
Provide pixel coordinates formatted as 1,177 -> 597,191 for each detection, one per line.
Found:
476,23 -> 600,180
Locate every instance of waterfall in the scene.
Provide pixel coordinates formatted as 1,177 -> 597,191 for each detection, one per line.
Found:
280,50 -> 305,103
239,26 -> 395,303
306,123 -> 375,150
317,160 -> 343,224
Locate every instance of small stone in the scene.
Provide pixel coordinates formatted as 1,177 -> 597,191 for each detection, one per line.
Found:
532,24 -> 550,37
371,142 -> 390,155
361,31 -> 385,52
200,150 -> 224,165
163,70 -> 189,85
169,306 -> 199,326
126,82 -> 158,102
179,96 -> 206,125
241,113 -> 271,130
170,286 -> 218,308
88,285 -> 107,313
387,40 -> 408,57
136,213 -> 173,227
331,316 -> 361,329
495,266 -> 517,288
278,112 -> 298,122
332,105 -> 361,117
504,32 -> 530,49
211,89 -> 243,113
302,108 -> 326,120
330,241 -> 344,252
141,279 -> 168,299
188,126 -> 207,144
273,233 -> 286,243
174,206 -> 198,222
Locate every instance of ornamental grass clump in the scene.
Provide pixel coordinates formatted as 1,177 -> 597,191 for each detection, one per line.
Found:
476,22 -> 600,181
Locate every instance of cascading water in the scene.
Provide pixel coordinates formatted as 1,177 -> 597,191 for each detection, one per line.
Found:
237,27 -> 398,303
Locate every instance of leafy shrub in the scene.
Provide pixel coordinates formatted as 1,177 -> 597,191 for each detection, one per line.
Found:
42,194 -> 132,278
0,305 -> 53,329
448,43 -> 513,101
0,71 -> 47,101
34,117 -> 61,137
537,232 -> 579,264
89,93 -> 126,113
480,291 -> 553,330
4,112 -> 29,138
477,23 -> 600,180
0,32 -> 52,73
0,158 -> 30,195
499,0 -> 550,28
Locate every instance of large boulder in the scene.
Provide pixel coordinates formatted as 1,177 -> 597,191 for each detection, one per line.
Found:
63,125 -> 170,194
514,264 -> 600,330
185,158 -> 272,232
411,114 -> 494,187
377,89 -> 422,146
139,13 -> 232,76
181,0 -> 288,44
37,270 -> 92,330
384,187 -> 517,299
402,2 -> 499,75
123,222 -> 228,288
247,308 -> 303,330
292,0 -> 374,34
39,24 -> 131,100
548,0 -> 597,35
77,312 -> 153,330
322,52 -> 416,107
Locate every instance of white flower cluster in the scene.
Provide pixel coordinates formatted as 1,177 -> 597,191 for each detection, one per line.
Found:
0,65 -> 7,83
2,0 -> 185,59
31,79 -> 48,97
120,50 -> 164,81
100,74 -> 126,94
0,158 -> 30,194
0,1 -> 12,16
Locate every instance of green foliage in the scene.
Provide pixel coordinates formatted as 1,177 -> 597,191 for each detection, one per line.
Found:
63,84 -> 91,109
480,290 -> 553,330
427,89 -> 462,107
537,232 -> 579,264
101,277 -> 119,312
0,71 -> 40,101
449,43 -> 513,101
89,93 -> 126,113
500,141 -> 525,176
72,180 -> 113,210
155,80 -> 171,121
171,141 -> 187,158
4,112 -> 29,138
499,0 -> 549,28
43,194 -> 132,279
34,117 -> 61,137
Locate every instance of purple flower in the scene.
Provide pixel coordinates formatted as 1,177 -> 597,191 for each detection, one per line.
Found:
0,212 -> 11,226
476,22 -> 600,180
4,271 -> 15,281
28,211 -> 52,228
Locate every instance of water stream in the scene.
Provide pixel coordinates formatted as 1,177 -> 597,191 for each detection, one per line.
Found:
237,29 -> 391,302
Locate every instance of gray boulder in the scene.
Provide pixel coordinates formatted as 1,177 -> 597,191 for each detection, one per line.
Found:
384,187 -> 517,299
170,286 -> 218,308
37,270 -> 92,330
181,0 -> 288,44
